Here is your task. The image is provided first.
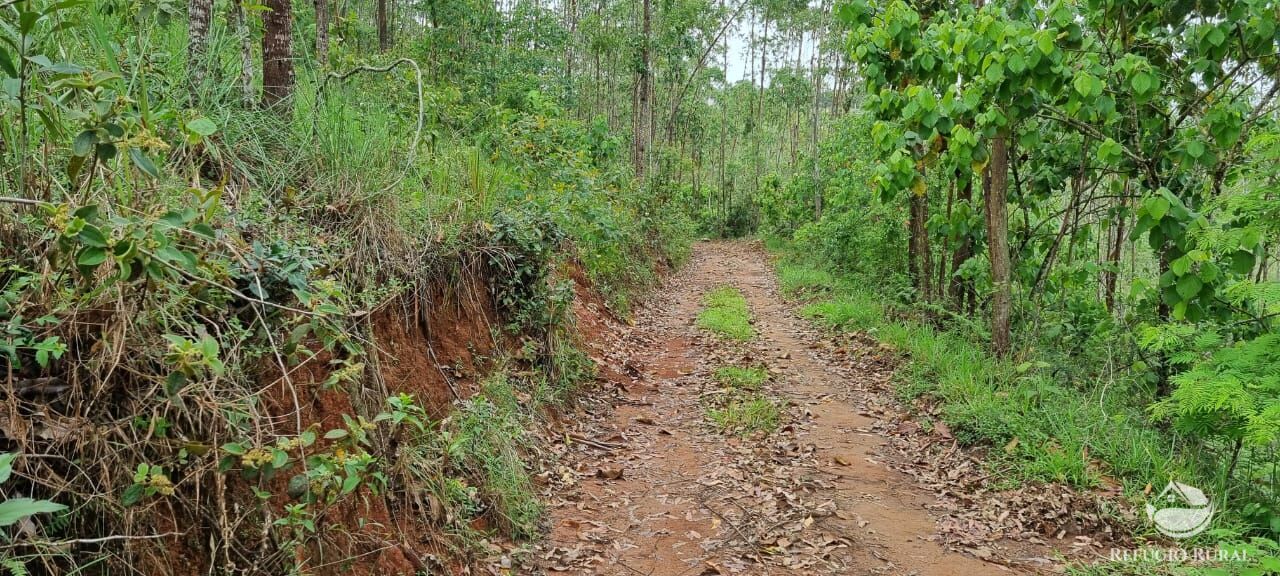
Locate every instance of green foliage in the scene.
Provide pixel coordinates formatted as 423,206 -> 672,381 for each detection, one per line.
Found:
0,0 -> 687,569
713,365 -> 768,391
697,286 -> 755,340
779,249 -> 1191,493
707,395 -> 781,437
0,453 -> 65,528
440,375 -> 542,539
1151,334 -> 1280,449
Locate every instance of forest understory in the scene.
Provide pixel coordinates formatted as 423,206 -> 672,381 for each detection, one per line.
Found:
3,0 -> 1280,574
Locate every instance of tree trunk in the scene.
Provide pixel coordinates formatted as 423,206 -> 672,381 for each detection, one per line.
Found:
315,0 -> 330,66
910,172 -> 932,301
985,133 -> 1012,357
230,0 -> 255,108
1103,192 -> 1127,311
951,176 -> 974,311
377,0 -> 391,52
262,0 -> 295,108
633,0 -> 651,180
187,0 -> 213,95
810,42 -> 822,220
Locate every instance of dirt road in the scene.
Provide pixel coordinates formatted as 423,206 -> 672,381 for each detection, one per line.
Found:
539,241 -> 1028,575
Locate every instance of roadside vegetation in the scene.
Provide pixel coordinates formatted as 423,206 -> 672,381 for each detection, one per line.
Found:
745,0 -> 1280,571
3,0 -> 1279,572
0,0 -> 693,572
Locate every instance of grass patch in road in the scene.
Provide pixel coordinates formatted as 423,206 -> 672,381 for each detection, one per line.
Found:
777,264 -> 836,298
707,395 -> 781,436
713,365 -> 768,391
697,286 -> 755,340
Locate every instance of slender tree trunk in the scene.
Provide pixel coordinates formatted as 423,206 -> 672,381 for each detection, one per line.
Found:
230,1 -> 255,108
633,0 -> 651,180
810,39 -> 822,220
377,0 -> 391,52
940,181 -> 954,300
565,0 -> 576,95
262,0 -> 295,108
187,0 -> 213,95
910,169 -> 932,301
986,133 -> 1013,357
315,0 -> 330,66
951,176 -> 974,311
1103,192 -> 1127,311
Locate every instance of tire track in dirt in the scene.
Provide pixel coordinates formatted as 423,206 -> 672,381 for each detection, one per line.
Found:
538,240 -> 1032,575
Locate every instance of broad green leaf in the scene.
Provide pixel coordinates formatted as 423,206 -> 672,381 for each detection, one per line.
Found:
185,117 -> 218,137
1176,275 -> 1203,301
0,453 -> 16,484
1230,250 -> 1256,274
1036,32 -> 1055,55
0,498 -> 66,527
1145,196 -> 1170,221
1186,140 -> 1206,158
128,148 -> 161,179
77,246 -> 107,267
77,224 -> 108,248
72,130 -> 96,157
0,45 -> 15,78
1130,71 -> 1154,95
1073,72 -> 1099,97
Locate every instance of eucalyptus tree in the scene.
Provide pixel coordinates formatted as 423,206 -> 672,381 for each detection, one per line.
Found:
262,0 -> 295,107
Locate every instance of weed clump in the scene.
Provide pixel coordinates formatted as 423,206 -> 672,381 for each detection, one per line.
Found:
697,286 -> 755,340
713,365 -> 768,391
707,396 -> 781,436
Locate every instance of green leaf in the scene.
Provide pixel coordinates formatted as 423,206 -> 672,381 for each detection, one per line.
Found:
120,484 -> 144,507
220,443 -> 247,455
1206,26 -> 1226,47
1230,250 -> 1256,274
0,453 -> 17,484
1096,138 -> 1122,164
0,45 -> 16,78
1131,71 -> 1154,95
72,131 -> 96,157
271,449 -> 288,469
984,61 -> 1004,83
1170,256 -> 1191,276
19,11 -> 39,34
128,147 -> 161,179
1145,196 -> 1170,221
1186,140 -> 1206,158
324,429 -> 348,440
76,246 -> 107,267
1200,262 -> 1220,283
0,498 -> 66,527
1073,72 -> 1099,97
1176,275 -> 1203,301
77,224 -> 108,248
1036,32 -> 1055,55
185,117 -> 218,137
342,474 -> 361,494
